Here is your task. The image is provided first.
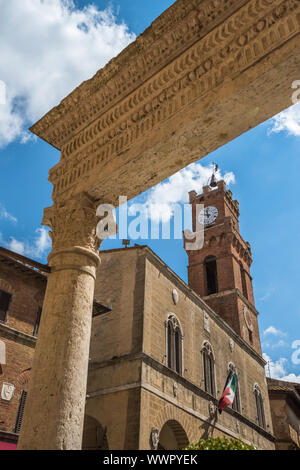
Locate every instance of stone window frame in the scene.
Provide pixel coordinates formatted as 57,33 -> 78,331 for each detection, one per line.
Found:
253,383 -> 266,430
165,314 -> 184,376
201,341 -> 216,397
0,339 -> 5,369
228,362 -> 242,414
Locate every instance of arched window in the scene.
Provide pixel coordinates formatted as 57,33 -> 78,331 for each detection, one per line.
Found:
228,363 -> 241,413
239,262 -> 248,300
254,385 -> 266,429
204,256 -> 218,295
202,342 -> 216,397
166,315 -> 183,375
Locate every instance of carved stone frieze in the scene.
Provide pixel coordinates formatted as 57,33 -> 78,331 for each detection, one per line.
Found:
42,193 -> 101,253
39,0 -> 300,202
1,383 -> 15,402
31,0 -> 248,146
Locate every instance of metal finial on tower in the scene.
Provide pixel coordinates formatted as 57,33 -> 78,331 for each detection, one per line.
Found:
122,239 -> 130,249
209,163 -> 219,188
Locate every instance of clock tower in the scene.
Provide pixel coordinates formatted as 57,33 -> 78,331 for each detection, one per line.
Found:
185,180 -> 262,354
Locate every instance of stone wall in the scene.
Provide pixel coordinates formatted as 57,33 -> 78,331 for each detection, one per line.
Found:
86,246 -> 275,449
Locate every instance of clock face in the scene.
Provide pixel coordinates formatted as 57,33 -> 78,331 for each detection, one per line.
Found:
198,206 -> 219,225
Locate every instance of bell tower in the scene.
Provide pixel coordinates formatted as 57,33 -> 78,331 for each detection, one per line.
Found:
185,180 -> 262,354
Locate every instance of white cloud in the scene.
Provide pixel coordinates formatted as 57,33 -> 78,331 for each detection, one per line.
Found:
263,353 -> 288,379
263,326 -> 287,337
259,287 -> 275,302
263,353 -> 300,384
269,103 -> 300,137
6,227 -> 51,259
135,163 -> 235,223
280,373 -> 300,384
0,203 -> 17,223
7,238 -> 25,255
0,0 -> 135,147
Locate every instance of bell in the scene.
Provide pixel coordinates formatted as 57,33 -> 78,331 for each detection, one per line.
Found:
209,173 -> 218,188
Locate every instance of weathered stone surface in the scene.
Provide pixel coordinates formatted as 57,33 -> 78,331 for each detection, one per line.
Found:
86,246 -> 275,450
17,195 -> 100,450
18,0 -> 300,450
29,0 -> 300,207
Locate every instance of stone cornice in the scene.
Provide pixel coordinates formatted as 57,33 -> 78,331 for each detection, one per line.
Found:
0,323 -> 36,348
28,0 -> 300,204
30,0 -> 248,149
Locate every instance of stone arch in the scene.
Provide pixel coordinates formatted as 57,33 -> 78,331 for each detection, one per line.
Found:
152,405 -> 196,449
0,279 -> 13,294
158,420 -> 189,450
82,415 -> 109,450
17,368 -> 31,391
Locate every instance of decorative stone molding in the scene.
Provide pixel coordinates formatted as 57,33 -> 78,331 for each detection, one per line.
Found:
0,279 -> 13,295
29,0 -> 300,203
150,427 -> 160,449
17,368 -> 31,392
172,289 -> 179,305
173,382 -> 179,398
30,0 -> 248,147
204,312 -> 210,334
42,193 -> 101,254
1,383 -> 15,402
166,314 -> 183,336
208,401 -> 216,419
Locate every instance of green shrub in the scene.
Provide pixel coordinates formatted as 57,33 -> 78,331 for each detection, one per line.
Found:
184,436 -> 257,450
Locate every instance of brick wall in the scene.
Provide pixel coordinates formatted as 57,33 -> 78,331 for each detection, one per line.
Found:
0,262 -> 45,436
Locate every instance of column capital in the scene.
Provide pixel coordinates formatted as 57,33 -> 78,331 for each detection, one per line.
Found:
42,192 -> 101,255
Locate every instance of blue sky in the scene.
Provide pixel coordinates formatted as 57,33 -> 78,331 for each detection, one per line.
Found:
0,0 -> 299,382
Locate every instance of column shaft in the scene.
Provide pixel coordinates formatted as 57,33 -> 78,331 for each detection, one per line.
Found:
18,194 -> 100,450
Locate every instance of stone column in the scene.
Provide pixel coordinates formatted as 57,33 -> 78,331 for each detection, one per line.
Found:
18,193 -> 100,450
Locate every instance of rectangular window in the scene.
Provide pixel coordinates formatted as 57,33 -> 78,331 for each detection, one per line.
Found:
33,307 -> 42,336
0,290 -> 11,323
14,390 -> 27,434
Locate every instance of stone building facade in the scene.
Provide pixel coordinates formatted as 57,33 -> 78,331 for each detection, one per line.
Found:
267,378 -> 300,450
0,183 -> 276,449
0,248 -> 47,449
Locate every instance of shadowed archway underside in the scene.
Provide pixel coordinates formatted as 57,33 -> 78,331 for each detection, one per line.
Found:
159,419 -> 190,450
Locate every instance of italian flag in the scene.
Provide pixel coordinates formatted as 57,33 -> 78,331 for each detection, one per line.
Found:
218,372 -> 237,414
